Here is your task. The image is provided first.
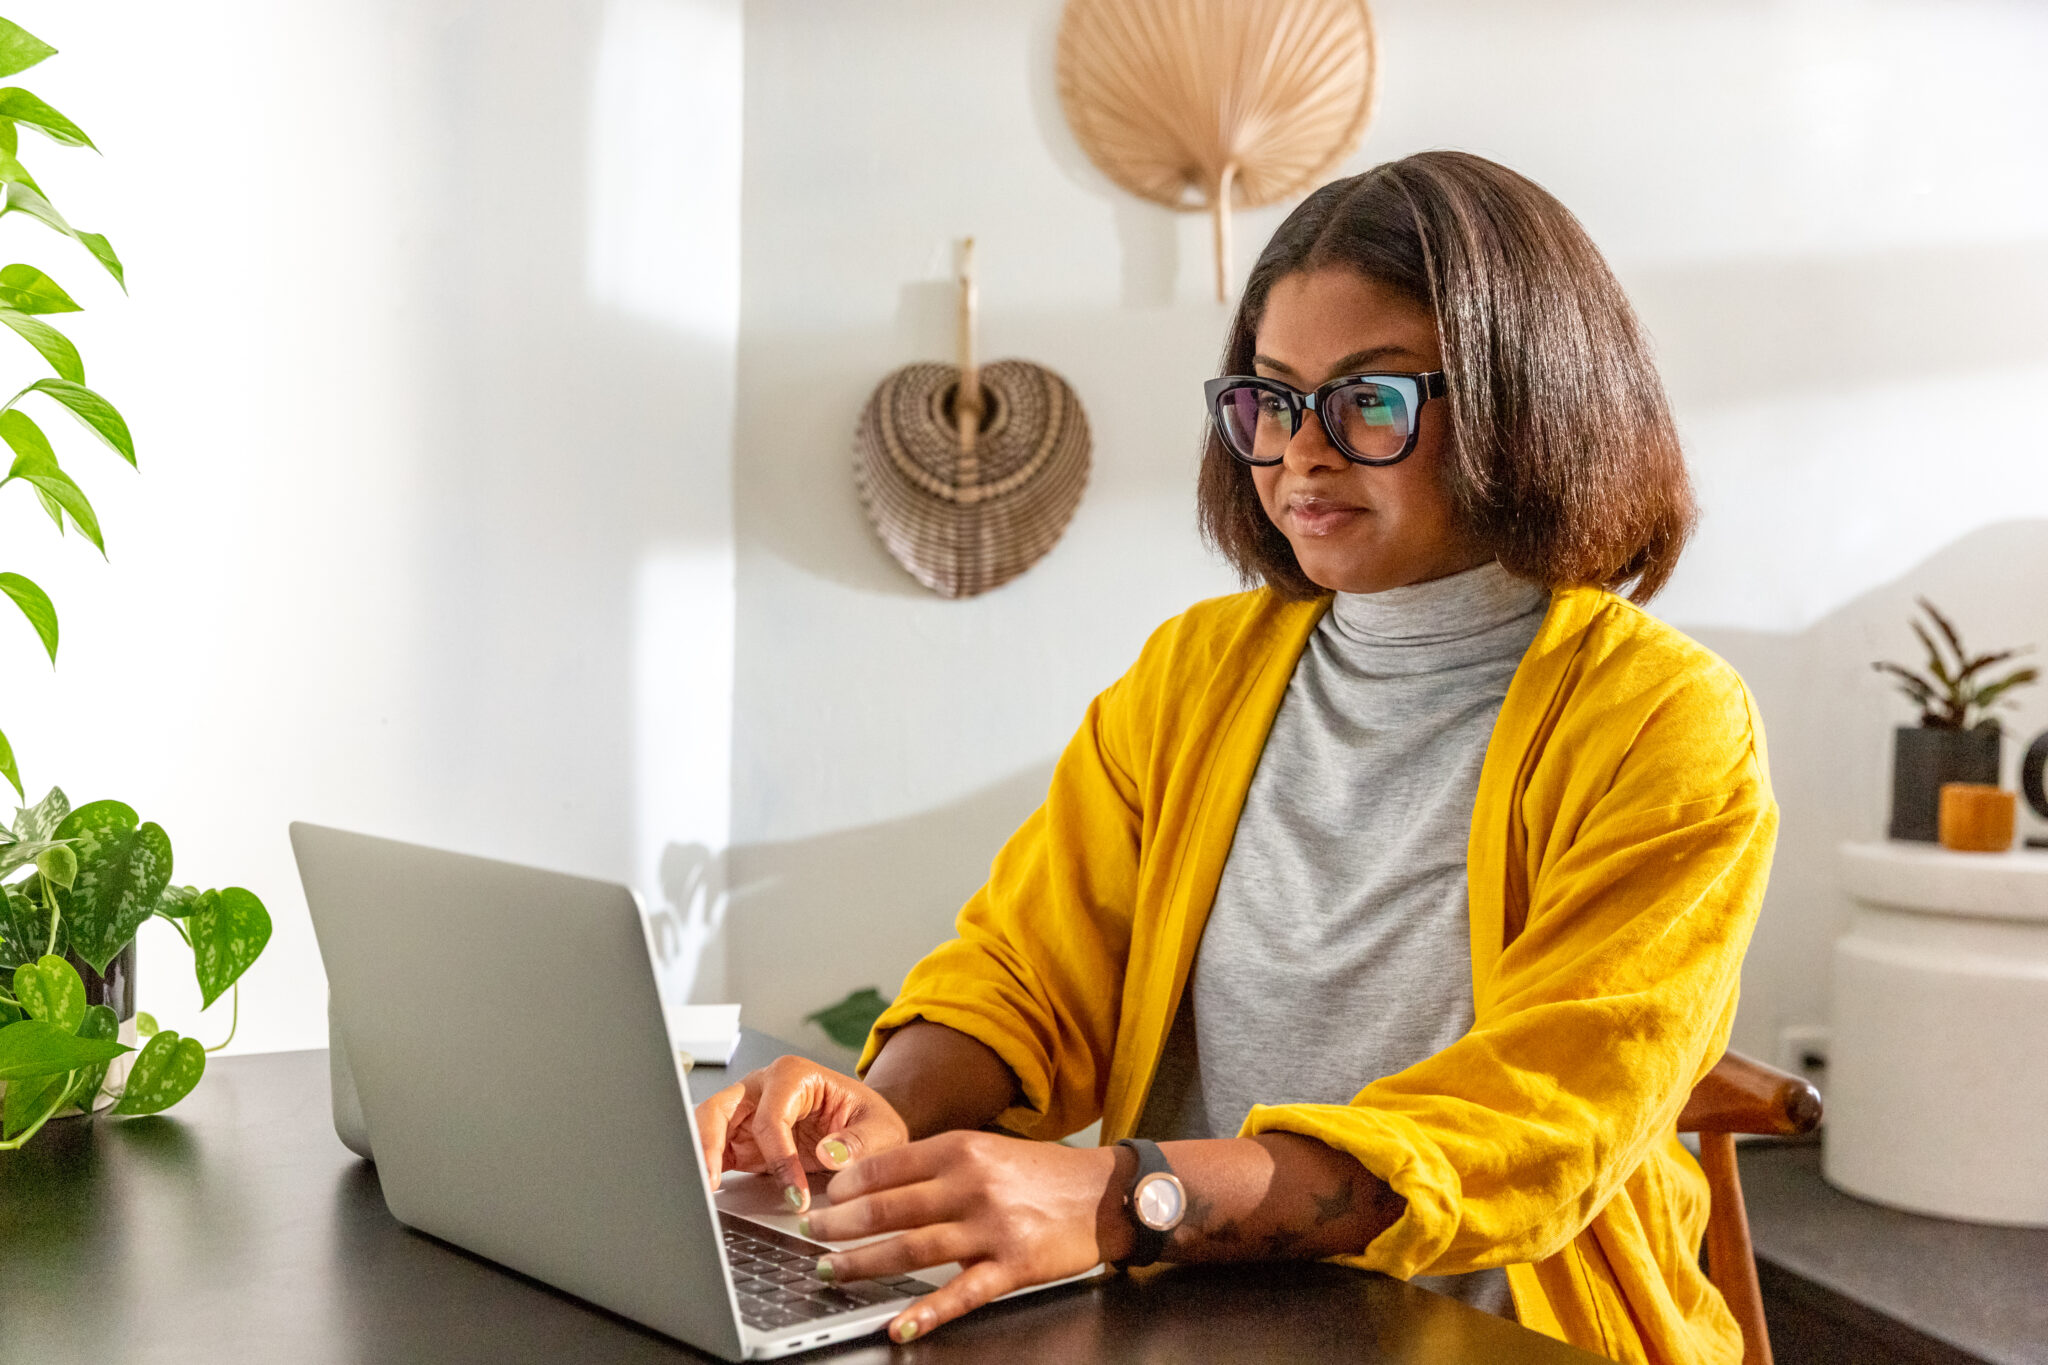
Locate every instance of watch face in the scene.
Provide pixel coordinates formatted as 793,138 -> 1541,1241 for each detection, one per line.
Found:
1133,1172 -> 1185,1232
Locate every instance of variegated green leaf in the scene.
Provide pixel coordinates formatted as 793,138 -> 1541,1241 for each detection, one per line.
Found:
12,378 -> 132,466
35,843 -> 74,888
135,1010 -> 158,1037
0,21 -> 56,80
0,570 -> 56,662
63,1002 -> 117,1111
0,837 -> 69,880
190,887 -> 271,1009
13,953 -> 84,1033
0,265 -> 77,314
0,1017 -> 123,1080
111,1030 -> 204,1116
52,800 -> 172,975
15,786 -> 69,842
0,88 -> 93,149
154,883 -> 202,919
0,882 -> 48,965
0,306 -> 80,380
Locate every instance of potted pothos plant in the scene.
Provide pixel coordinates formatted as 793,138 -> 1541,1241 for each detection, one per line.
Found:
1874,598 -> 2039,842
0,16 -> 271,1150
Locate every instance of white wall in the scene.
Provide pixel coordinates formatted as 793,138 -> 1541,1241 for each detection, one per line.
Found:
728,0 -> 2048,1065
0,0 -> 742,1051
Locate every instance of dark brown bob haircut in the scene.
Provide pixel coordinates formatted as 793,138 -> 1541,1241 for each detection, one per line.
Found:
1197,150 -> 1695,603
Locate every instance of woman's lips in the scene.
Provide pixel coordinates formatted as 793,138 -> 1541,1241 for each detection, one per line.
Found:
1285,496 -> 1368,537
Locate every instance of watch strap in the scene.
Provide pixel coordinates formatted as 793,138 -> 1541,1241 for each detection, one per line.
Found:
1114,1137 -> 1174,1267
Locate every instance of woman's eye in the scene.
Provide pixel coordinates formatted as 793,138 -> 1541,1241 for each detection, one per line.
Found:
1257,394 -> 1290,416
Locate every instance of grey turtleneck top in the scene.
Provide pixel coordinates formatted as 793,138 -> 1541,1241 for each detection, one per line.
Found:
1135,560 -> 1548,1317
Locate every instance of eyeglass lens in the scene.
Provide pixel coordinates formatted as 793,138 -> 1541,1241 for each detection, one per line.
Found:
1215,381 -> 1413,463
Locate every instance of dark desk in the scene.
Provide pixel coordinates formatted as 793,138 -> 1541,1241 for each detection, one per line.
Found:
1741,1141 -> 2048,1365
0,1036 -> 1598,1364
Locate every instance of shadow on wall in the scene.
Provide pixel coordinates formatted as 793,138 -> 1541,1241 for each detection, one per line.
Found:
722,761 -> 1059,1053
1680,519 -> 2048,1063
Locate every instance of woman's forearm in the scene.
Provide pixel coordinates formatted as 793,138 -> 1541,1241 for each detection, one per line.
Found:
862,1021 -> 1020,1140
1105,1132 -> 1406,1264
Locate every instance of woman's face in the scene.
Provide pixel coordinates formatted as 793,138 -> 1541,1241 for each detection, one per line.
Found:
1249,267 -> 1490,594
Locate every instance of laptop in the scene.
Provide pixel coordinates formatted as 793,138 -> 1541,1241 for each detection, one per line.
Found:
292,823 -> 1095,1360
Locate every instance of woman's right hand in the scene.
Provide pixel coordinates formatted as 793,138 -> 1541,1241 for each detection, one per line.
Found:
695,1055 -> 910,1212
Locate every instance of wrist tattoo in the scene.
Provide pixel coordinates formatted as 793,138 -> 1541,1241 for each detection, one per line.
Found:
1311,1179 -> 1357,1226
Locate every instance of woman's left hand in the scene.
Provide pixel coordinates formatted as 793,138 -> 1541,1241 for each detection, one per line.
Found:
799,1129 -> 1134,1345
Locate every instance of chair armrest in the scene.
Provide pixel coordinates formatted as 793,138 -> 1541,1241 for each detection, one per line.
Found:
1678,1050 -> 1823,1137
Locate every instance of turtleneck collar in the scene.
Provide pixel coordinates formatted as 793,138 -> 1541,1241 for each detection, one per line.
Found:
1325,560 -> 1547,649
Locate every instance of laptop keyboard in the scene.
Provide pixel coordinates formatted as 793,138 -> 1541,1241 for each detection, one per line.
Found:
719,1214 -> 938,1333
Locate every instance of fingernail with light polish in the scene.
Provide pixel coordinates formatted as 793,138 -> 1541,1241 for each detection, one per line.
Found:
895,1318 -> 920,1343
796,1216 -> 812,1239
814,1257 -> 835,1282
783,1184 -> 806,1211
822,1138 -> 850,1166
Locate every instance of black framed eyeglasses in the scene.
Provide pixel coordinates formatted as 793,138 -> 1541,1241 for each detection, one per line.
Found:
1203,371 -> 1448,467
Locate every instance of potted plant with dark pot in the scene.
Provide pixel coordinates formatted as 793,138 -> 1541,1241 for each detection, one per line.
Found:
0,17 -> 272,1149
1874,598 -> 2040,842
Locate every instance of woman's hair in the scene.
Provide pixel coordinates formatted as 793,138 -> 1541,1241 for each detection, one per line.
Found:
1196,150 -> 1695,603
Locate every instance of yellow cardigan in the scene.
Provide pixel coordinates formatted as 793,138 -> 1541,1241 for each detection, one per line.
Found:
859,584 -> 1777,1365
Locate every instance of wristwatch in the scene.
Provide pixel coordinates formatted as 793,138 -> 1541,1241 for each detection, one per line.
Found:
1113,1138 -> 1186,1267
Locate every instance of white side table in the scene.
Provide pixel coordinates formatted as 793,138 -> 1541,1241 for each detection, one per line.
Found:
1831,841 -> 2048,1225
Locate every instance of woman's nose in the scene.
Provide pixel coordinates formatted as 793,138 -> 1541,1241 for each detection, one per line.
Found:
1283,410 -> 1347,474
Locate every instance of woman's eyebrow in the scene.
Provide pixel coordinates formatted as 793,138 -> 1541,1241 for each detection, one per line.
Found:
1253,345 -> 1421,378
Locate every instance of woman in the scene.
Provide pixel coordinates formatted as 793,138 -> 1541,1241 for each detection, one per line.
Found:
697,151 -> 1775,1364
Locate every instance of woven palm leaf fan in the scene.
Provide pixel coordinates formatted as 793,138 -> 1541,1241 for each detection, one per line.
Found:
854,240 -> 1092,599
1057,0 -> 1378,300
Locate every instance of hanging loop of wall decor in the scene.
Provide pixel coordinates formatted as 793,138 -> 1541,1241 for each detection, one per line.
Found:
1056,0 -> 1379,301
853,239 -> 1092,599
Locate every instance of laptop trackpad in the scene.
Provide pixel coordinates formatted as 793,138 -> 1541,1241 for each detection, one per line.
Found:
713,1170 -> 962,1288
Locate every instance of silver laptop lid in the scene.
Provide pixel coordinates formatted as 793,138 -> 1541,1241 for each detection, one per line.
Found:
291,822 -> 746,1361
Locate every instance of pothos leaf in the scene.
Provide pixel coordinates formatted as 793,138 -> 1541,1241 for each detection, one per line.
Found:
12,952 -> 83,1033
110,1030 -> 204,1116
0,569 -> 57,663
0,306 -> 81,381
11,378 -> 133,467
51,800 -> 172,975
0,21 -> 57,81
0,411 -> 103,552
15,785 -> 69,841
0,724 -> 17,801
0,146 -> 41,196
0,182 -> 122,290
35,842 -> 75,888
190,887 -> 271,1008
0,264 -> 78,314
0,88 -> 94,150
0,1016 -> 124,1079
0,882 -> 48,965
153,884 -> 202,919
0,837 -> 69,881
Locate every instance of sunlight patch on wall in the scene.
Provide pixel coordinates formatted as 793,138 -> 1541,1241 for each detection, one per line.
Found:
586,0 -> 741,338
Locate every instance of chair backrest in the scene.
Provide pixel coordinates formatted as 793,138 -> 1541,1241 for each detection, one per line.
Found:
1678,1051 -> 1824,1365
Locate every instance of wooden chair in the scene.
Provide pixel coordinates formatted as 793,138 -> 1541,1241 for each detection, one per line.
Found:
1677,1051 -> 1825,1365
